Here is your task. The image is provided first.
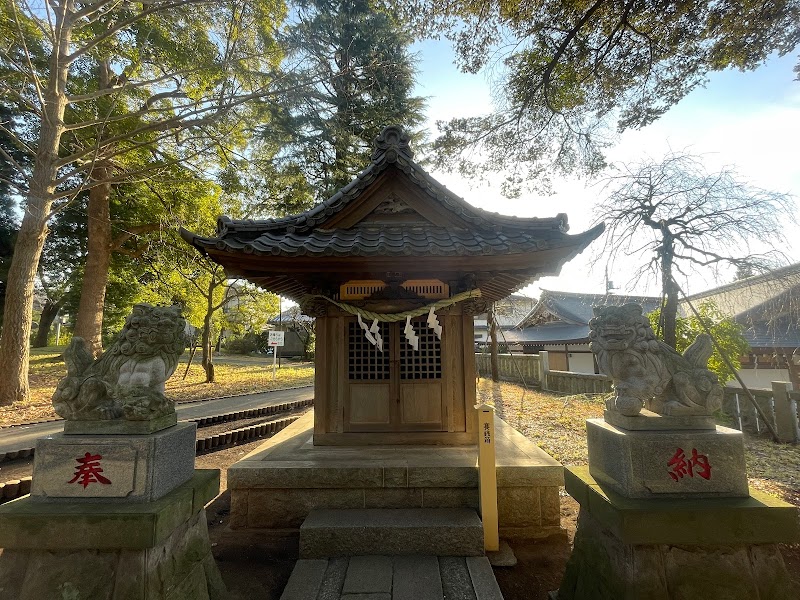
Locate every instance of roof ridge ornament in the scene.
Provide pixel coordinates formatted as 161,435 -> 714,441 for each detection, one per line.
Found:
372,125 -> 414,162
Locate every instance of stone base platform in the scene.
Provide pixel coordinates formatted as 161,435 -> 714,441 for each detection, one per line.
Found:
228,411 -> 565,539
587,418 -> 750,499
281,554 -> 503,600
300,508 -> 484,558
0,470 -> 225,600
557,467 -> 800,600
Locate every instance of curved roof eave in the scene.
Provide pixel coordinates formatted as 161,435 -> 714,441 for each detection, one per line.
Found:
208,130 -> 573,239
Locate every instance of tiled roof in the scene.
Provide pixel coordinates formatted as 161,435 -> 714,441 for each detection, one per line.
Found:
684,263 -> 800,316
184,126 -> 600,260
519,290 -> 662,328
205,224 -> 568,259
475,295 -> 537,329
502,323 -> 591,344
181,126 -> 604,302
679,264 -> 800,348
269,307 -> 314,324
741,321 -> 800,349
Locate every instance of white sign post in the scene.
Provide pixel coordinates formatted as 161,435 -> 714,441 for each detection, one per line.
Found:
267,330 -> 285,380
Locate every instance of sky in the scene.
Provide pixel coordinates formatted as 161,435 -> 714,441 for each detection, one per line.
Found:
410,38 -> 800,300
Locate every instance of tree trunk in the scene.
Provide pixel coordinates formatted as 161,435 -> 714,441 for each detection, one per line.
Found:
488,305 -> 499,382
302,325 -> 314,360
33,298 -> 64,348
72,61 -> 114,358
201,280 -> 216,383
72,164 -> 112,357
0,3 -> 72,405
660,235 -> 679,348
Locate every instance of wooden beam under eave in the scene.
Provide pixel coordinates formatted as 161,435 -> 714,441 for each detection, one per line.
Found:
201,244 -> 589,275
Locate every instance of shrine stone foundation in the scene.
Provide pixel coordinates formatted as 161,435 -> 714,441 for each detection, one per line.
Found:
555,374 -> 799,596
227,411 -> 565,541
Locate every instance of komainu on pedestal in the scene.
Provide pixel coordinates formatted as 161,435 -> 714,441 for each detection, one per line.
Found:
0,304 -> 227,600
556,303 -> 800,600
589,303 -> 722,417
53,304 -> 187,422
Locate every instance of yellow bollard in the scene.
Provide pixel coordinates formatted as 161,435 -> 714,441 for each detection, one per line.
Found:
477,404 -> 500,552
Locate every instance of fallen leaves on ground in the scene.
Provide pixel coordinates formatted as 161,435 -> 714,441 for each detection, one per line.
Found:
478,378 -> 603,466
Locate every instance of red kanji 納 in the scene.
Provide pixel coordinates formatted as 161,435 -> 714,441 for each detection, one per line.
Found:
668,447 -> 712,481
68,452 -> 112,488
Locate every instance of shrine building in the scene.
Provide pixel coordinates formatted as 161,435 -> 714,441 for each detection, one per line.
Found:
182,126 -> 602,446
181,126 -> 603,538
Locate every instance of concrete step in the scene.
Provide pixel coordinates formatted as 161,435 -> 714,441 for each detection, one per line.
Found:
280,555 -> 504,600
299,508 -> 484,558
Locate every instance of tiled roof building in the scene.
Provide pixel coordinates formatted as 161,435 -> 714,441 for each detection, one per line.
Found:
182,126 -> 603,444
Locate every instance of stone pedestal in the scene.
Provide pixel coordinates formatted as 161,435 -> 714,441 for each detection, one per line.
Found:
557,412 -> 800,600
0,470 -> 225,600
557,467 -> 799,600
227,412 -> 566,540
31,422 -> 196,503
0,416 -> 226,600
586,418 -> 749,499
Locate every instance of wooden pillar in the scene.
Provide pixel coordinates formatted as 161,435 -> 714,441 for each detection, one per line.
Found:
772,381 -> 799,443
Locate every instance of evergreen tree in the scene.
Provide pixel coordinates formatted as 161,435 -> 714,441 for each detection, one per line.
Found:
273,0 -> 426,201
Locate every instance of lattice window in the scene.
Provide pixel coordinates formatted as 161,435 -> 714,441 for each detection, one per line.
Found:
348,322 -> 390,380
400,322 -> 442,380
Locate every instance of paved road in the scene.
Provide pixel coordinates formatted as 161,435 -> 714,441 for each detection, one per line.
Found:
0,386 -> 313,455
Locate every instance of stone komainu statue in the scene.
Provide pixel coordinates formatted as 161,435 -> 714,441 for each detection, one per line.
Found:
52,304 -> 187,421
589,303 -> 723,417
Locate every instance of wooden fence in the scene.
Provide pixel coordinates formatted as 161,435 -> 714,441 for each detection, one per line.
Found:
474,351 -> 612,396
474,352 -> 800,442
722,383 -> 800,443
475,353 -> 542,385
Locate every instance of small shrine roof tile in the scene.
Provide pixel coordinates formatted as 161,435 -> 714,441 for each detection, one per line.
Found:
180,126 -> 605,301
214,226 -> 562,258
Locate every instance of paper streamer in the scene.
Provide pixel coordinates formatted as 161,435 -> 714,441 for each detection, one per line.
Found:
427,306 -> 442,339
357,313 -> 377,346
404,315 -> 419,351
370,319 -> 383,352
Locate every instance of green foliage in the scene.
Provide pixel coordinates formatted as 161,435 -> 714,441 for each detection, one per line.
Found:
136,184 -> 226,334
648,302 -> 750,384
224,332 -> 265,355
269,0 -> 426,201
222,283 -> 279,338
218,149 -> 316,219
402,0 -> 800,194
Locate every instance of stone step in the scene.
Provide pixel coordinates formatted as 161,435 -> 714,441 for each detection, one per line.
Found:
299,508 -> 485,558
280,555 -> 504,600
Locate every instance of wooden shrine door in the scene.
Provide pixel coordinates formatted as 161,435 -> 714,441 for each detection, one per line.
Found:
344,318 -> 444,432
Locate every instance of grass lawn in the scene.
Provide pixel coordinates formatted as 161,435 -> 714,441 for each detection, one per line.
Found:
0,346 -> 314,426
477,377 -> 800,507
